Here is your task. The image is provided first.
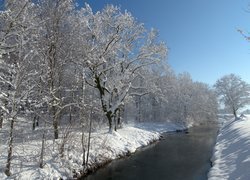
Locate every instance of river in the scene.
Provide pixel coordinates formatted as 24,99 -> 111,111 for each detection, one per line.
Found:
83,124 -> 218,180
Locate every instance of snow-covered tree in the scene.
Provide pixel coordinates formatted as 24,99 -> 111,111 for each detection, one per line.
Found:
35,0 -> 77,139
0,1 -> 221,178
214,74 -> 250,118
0,0 -> 39,176
78,5 -> 167,132
189,82 -> 218,123
147,71 -> 218,125
130,67 -> 164,122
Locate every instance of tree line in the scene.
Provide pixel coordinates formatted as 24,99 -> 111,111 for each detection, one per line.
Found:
0,0 -> 218,176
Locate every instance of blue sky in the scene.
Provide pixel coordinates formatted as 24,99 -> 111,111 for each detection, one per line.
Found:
79,0 -> 250,85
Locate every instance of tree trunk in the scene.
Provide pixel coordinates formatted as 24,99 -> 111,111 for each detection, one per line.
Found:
117,108 -> 122,128
233,109 -> 237,119
5,117 -> 15,176
39,129 -> 46,168
86,107 -> 93,166
81,129 -> 85,167
59,125 -> 71,158
0,112 -> 3,128
114,115 -> 117,132
36,115 -> 39,127
32,115 -> 36,131
53,119 -> 59,139
106,112 -> 113,133
52,106 -> 59,139
69,106 -> 72,124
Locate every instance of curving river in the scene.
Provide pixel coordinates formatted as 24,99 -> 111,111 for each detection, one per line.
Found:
83,124 -> 218,180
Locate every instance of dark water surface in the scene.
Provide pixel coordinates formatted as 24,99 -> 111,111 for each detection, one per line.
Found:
84,125 -> 218,180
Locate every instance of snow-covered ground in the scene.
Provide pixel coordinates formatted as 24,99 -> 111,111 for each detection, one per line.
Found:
0,122 -> 184,179
208,115 -> 250,180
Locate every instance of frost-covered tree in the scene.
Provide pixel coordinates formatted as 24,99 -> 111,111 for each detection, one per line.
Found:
146,71 -> 218,125
78,5 -> 167,132
155,72 -> 194,124
35,0 -> 77,139
152,69 -> 178,122
130,67 -> 164,122
0,1 -> 221,177
214,74 -> 250,118
189,82 -> 218,123
0,0 -> 39,176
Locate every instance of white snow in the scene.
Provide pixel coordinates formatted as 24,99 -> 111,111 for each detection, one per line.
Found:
208,115 -> 250,180
0,121 -> 184,179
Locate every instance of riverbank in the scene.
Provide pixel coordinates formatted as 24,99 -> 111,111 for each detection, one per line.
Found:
0,122 -> 184,179
208,115 -> 250,179
85,124 -> 218,180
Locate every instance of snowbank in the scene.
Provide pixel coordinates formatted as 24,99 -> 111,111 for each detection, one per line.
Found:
208,115 -> 250,180
0,122 -> 183,179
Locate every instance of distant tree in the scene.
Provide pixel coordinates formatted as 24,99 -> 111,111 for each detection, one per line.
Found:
190,82 -> 218,123
214,74 -> 250,118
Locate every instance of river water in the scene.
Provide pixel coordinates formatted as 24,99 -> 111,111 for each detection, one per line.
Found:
83,125 -> 218,180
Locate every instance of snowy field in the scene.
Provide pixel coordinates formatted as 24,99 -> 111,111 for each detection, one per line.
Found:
208,115 -> 250,180
0,122 -> 184,179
